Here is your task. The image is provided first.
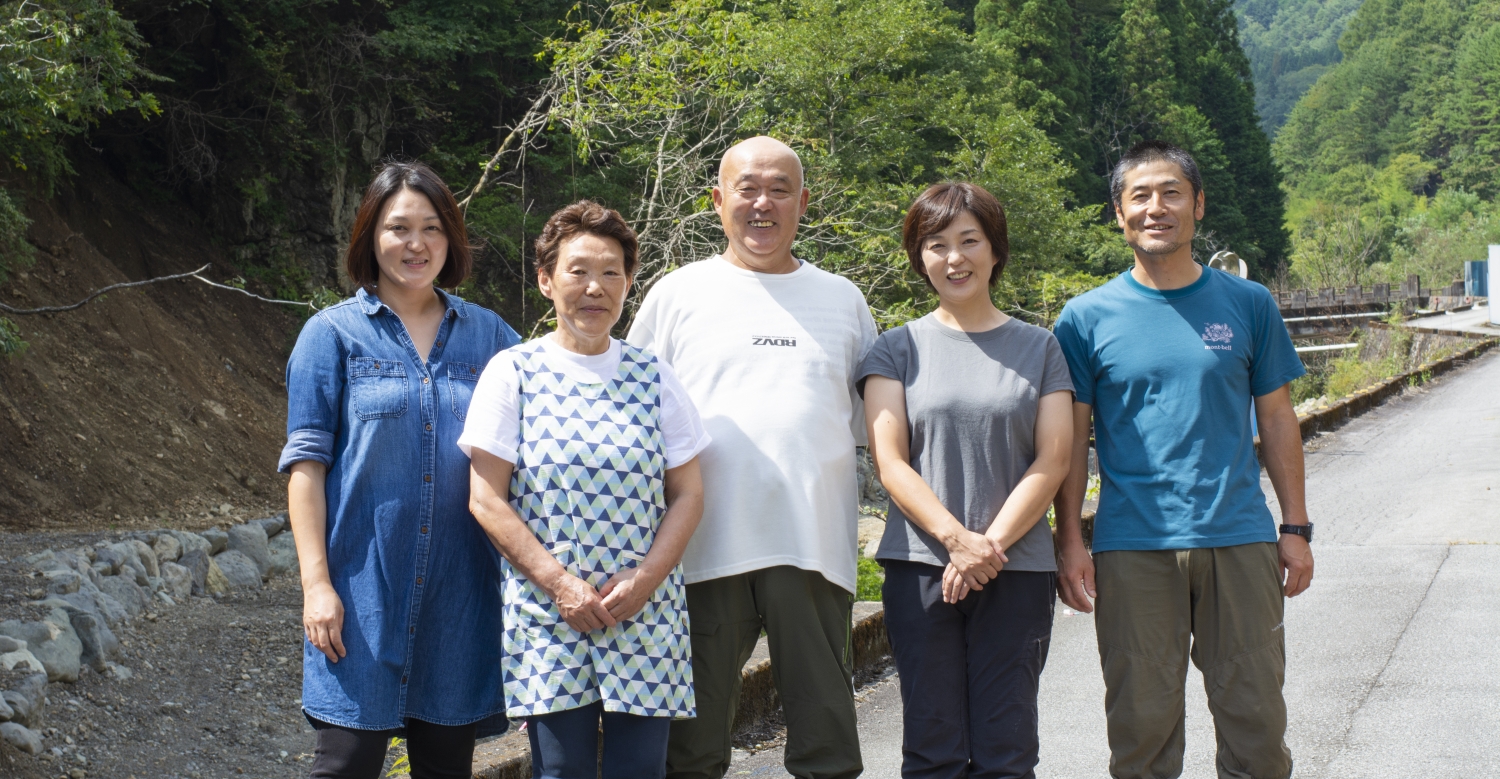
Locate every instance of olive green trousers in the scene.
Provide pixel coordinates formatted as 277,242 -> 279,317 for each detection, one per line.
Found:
1094,543 -> 1293,779
665,565 -> 861,779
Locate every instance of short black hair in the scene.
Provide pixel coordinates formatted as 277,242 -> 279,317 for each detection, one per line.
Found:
1109,141 -> 1203,208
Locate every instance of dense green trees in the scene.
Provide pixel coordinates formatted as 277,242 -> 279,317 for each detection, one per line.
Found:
973,0 -> 1289,274
1234,0 -> 1363,134
1273,0 -> 1500,289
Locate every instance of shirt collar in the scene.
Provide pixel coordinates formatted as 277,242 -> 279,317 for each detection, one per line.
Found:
355,286 -> 468,319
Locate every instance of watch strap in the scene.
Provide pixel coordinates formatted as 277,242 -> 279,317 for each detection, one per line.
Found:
1279,523 -> 1313,542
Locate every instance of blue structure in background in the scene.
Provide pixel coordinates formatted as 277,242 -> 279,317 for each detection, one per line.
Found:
1465,260 -> 1488,297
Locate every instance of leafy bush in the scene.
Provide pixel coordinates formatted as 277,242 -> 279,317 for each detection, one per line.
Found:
855,557 -> 884,603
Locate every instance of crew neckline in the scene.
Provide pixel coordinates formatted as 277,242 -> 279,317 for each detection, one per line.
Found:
920,312 -> 1015,342
711,254 -> 811,279
1122,263 -> 1213,300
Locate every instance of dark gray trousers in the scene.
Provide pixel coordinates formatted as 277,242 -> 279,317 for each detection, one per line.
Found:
883,560 -> 1056,779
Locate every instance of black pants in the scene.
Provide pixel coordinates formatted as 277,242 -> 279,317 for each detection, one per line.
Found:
308,717 -> 477,779
882,561 -> 1056,779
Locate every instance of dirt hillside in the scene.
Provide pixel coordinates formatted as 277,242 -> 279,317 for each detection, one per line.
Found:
0,159 -> 304,531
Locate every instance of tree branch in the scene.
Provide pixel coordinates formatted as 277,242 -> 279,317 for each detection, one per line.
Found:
1,265 -> 324,314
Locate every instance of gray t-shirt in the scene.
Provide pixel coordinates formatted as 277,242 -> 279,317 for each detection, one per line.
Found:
857,314 -> 1074,571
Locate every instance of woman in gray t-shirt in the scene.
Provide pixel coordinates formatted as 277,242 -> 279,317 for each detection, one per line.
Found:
859,182 -> 1074,777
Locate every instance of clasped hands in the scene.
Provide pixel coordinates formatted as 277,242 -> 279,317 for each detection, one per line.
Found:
546,564 -> 658,633
940,528 -> 1009,604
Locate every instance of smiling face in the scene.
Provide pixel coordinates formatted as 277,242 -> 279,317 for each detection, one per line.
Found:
374,188 -> 449,292
1114,158 -> 1205,259
712,137 -> 809,273
919,211 -> 999,304
538,232 -> 631,354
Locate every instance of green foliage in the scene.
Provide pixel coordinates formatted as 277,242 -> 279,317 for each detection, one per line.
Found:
1234,0 -> 1364,134
0,186 -> 33,283
973,0 -> 1289,273
0,316 -> 25,357
1,0 -> 158,184
536,0 -> 1112,328
855,556 -> 884,602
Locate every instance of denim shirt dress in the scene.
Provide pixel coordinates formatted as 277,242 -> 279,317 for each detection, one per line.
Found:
278,287 -> 521,731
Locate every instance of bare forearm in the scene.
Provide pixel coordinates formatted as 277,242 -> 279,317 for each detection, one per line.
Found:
987,463 -> 1069,550
1257,397 -> 1308,524
472,496 -> 570,595
638,460 -> 703,587
288,462 -> 333,589
1053,402 -> 1093,546
880,459 -> 967,546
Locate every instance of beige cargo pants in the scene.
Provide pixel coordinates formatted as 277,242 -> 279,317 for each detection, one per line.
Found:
1094,542 -> 1293,779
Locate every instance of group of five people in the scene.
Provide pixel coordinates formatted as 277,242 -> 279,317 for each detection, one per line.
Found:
279,135 -> 1314,779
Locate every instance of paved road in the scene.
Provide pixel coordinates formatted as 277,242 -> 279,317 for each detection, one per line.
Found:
1405,303 -> 1499,336
733,349 -> 1500,778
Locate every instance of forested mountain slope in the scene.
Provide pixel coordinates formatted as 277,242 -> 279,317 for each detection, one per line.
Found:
1273,0 -> 1500,289
1234,0 -> 1365,134
972,0 -> 1288,271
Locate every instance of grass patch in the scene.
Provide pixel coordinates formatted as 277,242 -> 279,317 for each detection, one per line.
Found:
856,557 -> 884,602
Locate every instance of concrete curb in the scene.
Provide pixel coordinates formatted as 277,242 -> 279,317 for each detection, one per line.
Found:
1291,334 -> 1497,441
473,602 -> 895,778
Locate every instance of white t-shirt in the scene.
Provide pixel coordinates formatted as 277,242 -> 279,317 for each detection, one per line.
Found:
626,255 -> 878,593
458,334 -> 711,467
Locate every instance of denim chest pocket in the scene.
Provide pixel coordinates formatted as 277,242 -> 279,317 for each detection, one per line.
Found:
349,357 -> 409,420
447,362 -> 483,422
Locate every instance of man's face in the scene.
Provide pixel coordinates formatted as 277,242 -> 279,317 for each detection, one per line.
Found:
1114,159 -> 1205,258
712,147 -> 809,267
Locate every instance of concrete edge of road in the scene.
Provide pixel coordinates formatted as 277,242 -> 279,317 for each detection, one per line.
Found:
1291,333 -> 1498,441
473,603 -> 897,778
474,336 -> 1497,777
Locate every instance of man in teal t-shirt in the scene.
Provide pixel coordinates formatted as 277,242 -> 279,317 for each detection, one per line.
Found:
1053,140 -> 1314,779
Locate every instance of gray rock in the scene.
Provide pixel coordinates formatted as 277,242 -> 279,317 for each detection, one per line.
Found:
213,550 -> 262,590
168,530 -> 212,558
0,692 -> 27,726
204,557 -> 231,597
43,569 -> 81,595
125,539 -> 160,578
0,610 -> 82,682
21,549 -> 58,569
91,545 -> 123,576
151,534 -> 182,563
0,637 -> 45,675
160,562 -> 193,600
105,663 -> 133,681
267,532 -> 299,578
68,612 -> 117,672
97,576 -> 149,618
9,673 -> 47,727
0,693 -> 11,722
227,523 -> 271,579
255,514 -> 288,539
0,721 -> 41,754
178,550 -> 210,596
201,527 -> 228,555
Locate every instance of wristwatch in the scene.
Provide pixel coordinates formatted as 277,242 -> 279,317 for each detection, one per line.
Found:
1279,523 -> 1313,542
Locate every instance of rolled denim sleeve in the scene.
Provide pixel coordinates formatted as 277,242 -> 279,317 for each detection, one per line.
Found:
279,314 -> 345,473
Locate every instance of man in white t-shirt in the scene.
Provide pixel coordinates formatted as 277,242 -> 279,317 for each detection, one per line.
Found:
628,136 -> 877,779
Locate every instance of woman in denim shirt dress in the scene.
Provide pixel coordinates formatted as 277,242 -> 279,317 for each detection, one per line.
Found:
279,161 -> 521,778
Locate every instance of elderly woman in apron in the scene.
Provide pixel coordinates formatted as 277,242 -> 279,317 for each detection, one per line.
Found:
461,200 -> 709,779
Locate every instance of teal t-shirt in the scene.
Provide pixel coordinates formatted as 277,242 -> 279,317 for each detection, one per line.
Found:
1053,266 -> 1305,552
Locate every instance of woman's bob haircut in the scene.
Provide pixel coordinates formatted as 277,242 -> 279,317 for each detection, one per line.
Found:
902,182 -> 1010,289
345,161 -> 472,289
534,200 -> 640,279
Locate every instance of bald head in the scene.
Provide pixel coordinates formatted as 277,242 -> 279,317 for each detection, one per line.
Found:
719,136 -> 804,190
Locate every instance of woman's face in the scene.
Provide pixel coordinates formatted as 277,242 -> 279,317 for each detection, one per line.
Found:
539,232 -> 631,346
919,211 -> 997,304
374,188 -> 448,291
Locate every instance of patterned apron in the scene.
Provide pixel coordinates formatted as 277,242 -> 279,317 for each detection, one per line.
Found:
501,340 -> 695,719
